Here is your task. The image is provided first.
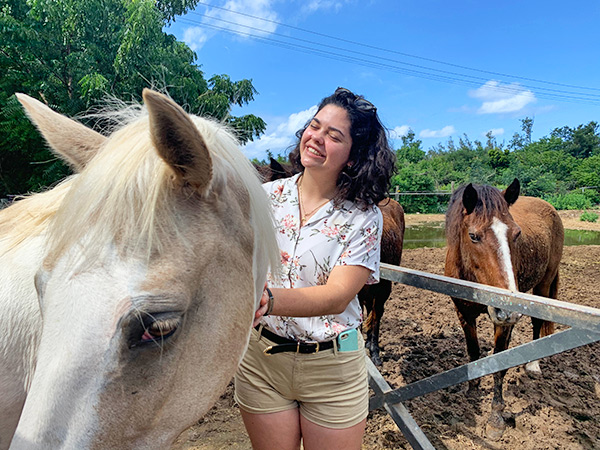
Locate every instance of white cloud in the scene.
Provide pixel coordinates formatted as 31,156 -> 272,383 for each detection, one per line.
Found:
205,0 -> 279,38
182,0 -> 279,49
302,0 -> 353,13
390,125 -> 410,139
485,128 -> 505,137
420,126 -> 456,139
242,105 -> 318,160
469,80 -> 536,114
183,26 -> 209,51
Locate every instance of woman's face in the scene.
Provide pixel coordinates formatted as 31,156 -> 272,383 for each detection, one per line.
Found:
300,104 -> 352,179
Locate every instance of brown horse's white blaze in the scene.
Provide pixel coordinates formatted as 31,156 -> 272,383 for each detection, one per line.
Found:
444,178 -> 563,440
487,216 -> 521,323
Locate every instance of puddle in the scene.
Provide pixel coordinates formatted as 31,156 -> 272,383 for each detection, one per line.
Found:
404,222 -> 600,248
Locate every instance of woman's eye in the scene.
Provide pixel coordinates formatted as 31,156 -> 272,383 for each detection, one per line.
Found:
469,233 -> 481,243
140,317 -> 180,344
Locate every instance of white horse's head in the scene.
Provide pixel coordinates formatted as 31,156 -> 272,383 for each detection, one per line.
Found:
6,90 -> 278,449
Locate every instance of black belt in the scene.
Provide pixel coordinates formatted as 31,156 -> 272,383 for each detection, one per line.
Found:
255,325 -> 334,355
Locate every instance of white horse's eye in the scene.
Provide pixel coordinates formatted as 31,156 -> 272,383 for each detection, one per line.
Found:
140,317 -> 181,344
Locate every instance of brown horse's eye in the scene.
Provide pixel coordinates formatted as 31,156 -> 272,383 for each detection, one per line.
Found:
469,232 -> 481,243
513,229 -> 522,242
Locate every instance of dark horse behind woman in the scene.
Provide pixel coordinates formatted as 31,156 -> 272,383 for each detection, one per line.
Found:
256,157 -> 404,366
444,178 -> 563,440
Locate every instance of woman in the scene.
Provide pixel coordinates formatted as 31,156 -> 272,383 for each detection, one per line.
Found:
235,87 -> 395,450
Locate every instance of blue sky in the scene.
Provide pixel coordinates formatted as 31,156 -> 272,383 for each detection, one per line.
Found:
165,0 -> 600,161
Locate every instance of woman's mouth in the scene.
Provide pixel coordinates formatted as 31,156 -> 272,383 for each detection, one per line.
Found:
306,146 -> 324,158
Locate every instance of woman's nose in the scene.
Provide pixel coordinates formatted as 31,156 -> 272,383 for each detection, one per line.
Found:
310,130 -> 324,144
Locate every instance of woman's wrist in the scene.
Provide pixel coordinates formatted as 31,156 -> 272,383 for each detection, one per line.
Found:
264,287 -> 275,316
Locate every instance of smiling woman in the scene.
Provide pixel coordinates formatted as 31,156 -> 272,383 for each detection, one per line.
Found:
235,87 -> 395,450
0,89 -> 279,449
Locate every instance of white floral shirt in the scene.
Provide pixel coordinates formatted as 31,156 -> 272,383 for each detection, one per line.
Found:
260,173 -> 382,343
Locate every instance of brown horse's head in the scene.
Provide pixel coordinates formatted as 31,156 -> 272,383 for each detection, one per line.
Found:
445,179 -> 523,325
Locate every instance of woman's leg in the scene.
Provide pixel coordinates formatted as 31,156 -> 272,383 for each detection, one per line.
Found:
240,408 -> 302,450
300,415 -> 366,450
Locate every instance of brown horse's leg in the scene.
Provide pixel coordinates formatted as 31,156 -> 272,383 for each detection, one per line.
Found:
360,281 -> 391,366
486,323 -> 514,440
528,274 -> 558,372
359,287 -> 376,360
369,280 -> 391,366
452,298 -> 482,391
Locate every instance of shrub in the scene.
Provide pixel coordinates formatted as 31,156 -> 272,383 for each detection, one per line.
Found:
543,192 -> 592,210
580,211 -> 599,223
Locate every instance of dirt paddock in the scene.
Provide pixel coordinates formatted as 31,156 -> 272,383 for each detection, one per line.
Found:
173,211 -> 600,450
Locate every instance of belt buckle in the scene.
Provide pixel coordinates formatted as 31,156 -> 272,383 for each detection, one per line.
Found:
298,342 -> 319,354
263,345 -> 274,356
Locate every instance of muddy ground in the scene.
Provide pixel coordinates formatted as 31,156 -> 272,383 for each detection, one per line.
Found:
173,210 -> 600,450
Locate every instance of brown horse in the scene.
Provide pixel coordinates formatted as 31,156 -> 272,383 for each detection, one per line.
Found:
444,178 -> 563,439
359,197 -> 404,366
254,157 -> 294,181
257,158 -> 405,366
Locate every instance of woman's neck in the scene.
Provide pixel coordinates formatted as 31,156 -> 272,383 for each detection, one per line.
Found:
299,169 -> 337,200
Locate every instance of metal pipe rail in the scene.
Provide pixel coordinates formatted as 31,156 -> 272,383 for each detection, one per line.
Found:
368,263 -> 600,449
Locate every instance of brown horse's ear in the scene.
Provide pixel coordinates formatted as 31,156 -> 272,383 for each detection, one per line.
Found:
15,93 -> 106,172
503,178 -> 520,206
269,157 -> 288,180
462,183 -> 478,215
143,89 -> 213,193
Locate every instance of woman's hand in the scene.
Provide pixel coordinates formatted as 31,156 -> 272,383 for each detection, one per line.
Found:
253,285 -> 271,327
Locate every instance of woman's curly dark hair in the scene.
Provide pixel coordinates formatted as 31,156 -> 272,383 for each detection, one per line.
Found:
288,88 -> 395,209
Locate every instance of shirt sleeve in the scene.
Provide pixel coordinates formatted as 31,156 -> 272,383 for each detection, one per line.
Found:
336,205 -> 383,284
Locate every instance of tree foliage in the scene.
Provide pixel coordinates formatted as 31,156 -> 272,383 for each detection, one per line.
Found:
0,0 -> 265,195
391,119 -> 600,213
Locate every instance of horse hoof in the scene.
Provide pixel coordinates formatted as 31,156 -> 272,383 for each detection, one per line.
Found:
485,423 -> 505,441
485,412 -> 506,441
525,360 -> 542,374
371,354 -> 383,366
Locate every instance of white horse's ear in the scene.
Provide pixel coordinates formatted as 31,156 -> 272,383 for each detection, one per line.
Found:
15,93 -> 106,172
142,89 -> 213,192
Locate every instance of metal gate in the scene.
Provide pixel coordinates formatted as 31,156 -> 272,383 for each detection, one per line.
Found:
367,263 -> 600,450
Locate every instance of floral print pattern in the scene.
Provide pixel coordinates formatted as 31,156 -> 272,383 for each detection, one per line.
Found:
261,174 -> 382,343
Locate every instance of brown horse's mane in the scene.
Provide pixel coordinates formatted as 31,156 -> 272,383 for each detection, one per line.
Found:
445,184 -> 510,244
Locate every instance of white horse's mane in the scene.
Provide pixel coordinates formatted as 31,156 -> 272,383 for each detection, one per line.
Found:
0,105 -> 279,272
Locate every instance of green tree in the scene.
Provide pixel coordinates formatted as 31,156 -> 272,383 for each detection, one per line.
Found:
0,0 -> 265,195
551,121 -> 600,159
395,129 -> 425,164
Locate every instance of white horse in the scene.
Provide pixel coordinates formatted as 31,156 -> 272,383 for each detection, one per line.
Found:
0,89 -> 279,449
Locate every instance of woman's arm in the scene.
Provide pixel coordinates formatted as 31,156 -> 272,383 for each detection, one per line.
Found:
253,265 -> 371,324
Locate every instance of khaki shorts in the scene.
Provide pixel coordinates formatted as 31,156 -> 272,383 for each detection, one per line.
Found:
234,327 -> 368,429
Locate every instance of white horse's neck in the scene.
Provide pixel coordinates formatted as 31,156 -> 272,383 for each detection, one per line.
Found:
0,235 -> 45,450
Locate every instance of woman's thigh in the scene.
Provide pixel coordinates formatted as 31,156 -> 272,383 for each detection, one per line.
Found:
240,408 -> 302,450
301,415 -> 366,450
